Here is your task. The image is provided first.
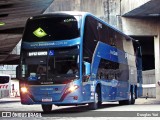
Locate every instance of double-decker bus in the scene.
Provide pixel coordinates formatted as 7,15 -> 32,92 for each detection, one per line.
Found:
0,74 -> 11,99
16,11 -> 142,112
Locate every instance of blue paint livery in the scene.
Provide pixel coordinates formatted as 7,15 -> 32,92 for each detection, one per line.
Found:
19,11 -> 142,107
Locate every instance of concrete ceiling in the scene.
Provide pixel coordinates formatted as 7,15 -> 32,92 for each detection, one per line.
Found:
123,0 -> 160,17
0,0 -> 53,64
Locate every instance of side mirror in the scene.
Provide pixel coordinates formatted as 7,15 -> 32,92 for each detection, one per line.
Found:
84,61 -> 91,76
16,65 -> 21,80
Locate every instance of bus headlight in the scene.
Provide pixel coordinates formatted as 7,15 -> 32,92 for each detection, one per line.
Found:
65,85 -> 79,94
21,87 -> 28,93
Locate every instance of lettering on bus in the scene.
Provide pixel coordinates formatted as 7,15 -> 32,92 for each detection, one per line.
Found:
28,51 -> 47,56
110,50 -> 118,56
64,18 -> 77,22
30,41 -> 68,47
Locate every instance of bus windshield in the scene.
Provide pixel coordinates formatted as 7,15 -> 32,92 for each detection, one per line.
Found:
21,47 -> 79,84
23,15 -> 81,42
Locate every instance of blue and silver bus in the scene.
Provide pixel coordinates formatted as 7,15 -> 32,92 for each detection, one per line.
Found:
16,11 -> 142,112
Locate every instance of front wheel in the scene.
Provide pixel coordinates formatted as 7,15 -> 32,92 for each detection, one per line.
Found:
88,87 -> 102,110
131,93 -> 135,104
88,92 -> 99,110
42,104 -> 52,112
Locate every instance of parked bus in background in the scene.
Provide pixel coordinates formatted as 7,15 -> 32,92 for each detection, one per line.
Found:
16,11 -> 142,112
0,74 -> 11,99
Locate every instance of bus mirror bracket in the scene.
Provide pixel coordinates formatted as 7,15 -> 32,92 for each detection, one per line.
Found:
84,61 -> 91,76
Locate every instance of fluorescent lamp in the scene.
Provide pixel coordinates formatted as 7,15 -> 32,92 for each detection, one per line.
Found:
0,22 -> 5,26
148,13 -> 160,17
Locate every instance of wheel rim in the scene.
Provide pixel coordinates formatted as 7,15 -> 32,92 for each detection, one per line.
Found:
95,92 -> 98,103
133,93 -> 135,100
129,93 -> 132,101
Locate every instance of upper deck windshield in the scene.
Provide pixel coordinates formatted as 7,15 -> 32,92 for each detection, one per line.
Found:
22,14 -> 81,42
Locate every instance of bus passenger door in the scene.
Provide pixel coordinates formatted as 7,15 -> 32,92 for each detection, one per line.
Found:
82,62 -> 92,102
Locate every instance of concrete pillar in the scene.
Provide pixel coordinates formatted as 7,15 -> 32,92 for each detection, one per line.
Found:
154,26 -> 160,100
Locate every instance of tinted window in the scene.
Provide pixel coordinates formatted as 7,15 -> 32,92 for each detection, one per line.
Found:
0,76 -> 9,84
83,16 -> 125,63
83,16 -> 99,62
23,15 -> 80,42
98,22 -> 125,51
97,59 -> 129,81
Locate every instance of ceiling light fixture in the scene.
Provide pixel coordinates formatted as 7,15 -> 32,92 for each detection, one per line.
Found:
148,13 -> 160,17
0,22 -> 5,26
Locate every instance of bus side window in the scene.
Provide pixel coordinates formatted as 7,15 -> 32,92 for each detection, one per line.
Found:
97,59 -> 120,80
99,71 -> 103,79
0,76 -> 9,84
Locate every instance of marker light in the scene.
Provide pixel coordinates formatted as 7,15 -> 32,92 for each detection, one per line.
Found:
21,87 -> 28,93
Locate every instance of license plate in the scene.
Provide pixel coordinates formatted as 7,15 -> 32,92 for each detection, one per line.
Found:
42,98 -> 52,102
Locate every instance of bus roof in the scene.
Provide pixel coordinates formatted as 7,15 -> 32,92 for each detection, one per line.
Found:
44,11 -> 136,42
32,11 -> 136,42
44,11 -> 88,16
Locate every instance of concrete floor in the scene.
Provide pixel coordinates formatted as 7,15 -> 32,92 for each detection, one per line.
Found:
0,97 -> 160,120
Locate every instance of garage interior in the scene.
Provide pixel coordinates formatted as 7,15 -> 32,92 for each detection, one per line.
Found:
132,36 -> 155,71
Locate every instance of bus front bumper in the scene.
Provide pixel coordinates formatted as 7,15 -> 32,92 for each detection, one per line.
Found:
20,92 -> 83,105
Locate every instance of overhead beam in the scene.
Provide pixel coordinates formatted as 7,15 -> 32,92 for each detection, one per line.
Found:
123,0 -> 160,17
0,27 -> 24,34
0,0 -> 54,64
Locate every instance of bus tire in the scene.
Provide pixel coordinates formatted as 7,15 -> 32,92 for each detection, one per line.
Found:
42,104 -> 52,112
130,86 -> 135,104
125,92 -> 132,105
88,87 -> 101,110
131,93 -> 135,104
88,91 -> 99,110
